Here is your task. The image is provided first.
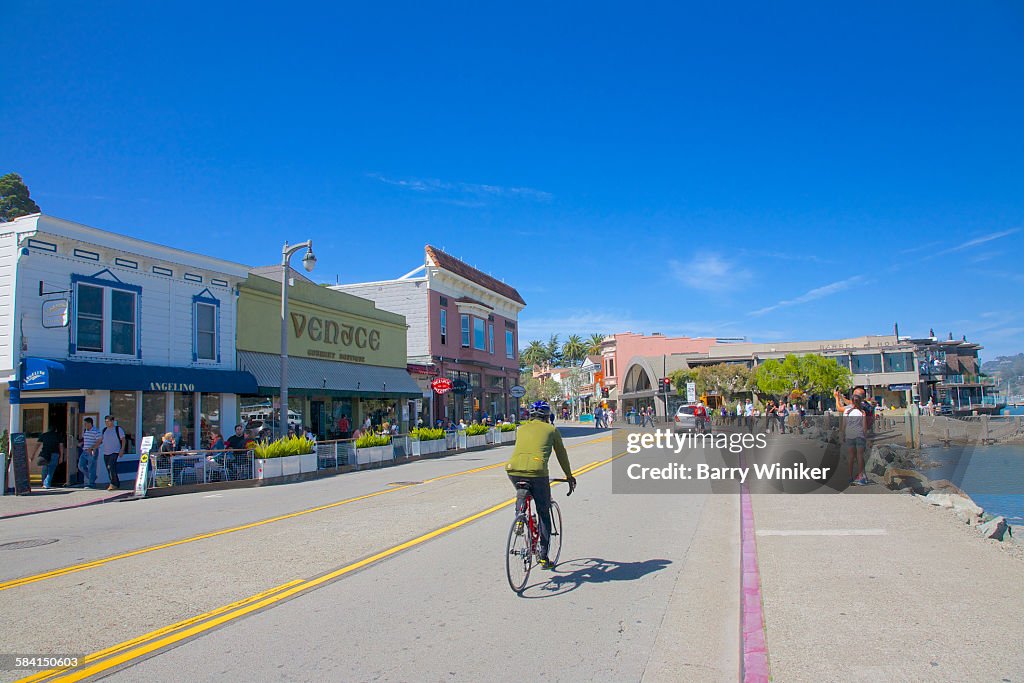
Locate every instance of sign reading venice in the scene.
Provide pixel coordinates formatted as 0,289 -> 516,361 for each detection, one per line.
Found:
290,312 -> 381,351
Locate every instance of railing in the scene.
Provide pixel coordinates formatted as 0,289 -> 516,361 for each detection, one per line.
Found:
149,449 -> 255,489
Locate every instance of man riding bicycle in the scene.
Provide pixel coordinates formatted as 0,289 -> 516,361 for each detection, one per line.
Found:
505,401 -> 576,569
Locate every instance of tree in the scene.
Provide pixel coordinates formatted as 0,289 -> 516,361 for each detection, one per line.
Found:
755,353 -> 850,399
545,334 -> 562,367
562,334 -> 586,366
586,333 -> 606,356
0,173 -> 41,222
521,340 -> 548,368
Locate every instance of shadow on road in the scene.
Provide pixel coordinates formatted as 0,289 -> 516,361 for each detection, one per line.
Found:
520,557 -> 672,598
556,426 -> 614,438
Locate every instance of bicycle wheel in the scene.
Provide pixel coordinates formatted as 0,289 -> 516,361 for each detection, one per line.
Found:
506,513 -> 532,592
547,500 -> 563,566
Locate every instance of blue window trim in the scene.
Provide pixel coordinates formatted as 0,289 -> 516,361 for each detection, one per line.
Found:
70,272 -> 143,359
192,289 -> 221,363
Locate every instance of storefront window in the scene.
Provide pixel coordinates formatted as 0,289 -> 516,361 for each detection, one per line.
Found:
851,354 -> 883,374
173,392 -> 196,450
288,397 -> 305,434
238,395 -> 272,435
110,391 -> 138,453
884,352 -> 914,373
201,393 -> 221,448
142,392 -> 167,442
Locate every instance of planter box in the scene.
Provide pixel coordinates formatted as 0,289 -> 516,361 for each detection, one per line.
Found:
500,430 -> 517,444
255,458 -> 282,480
355,444 -> 393,465
412,439 -> 446,457
299,452 -> 318,473
280,454 -> 301,476
466,434 -> 487,448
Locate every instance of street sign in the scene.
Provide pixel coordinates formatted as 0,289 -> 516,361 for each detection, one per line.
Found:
134,436 -> 155,499
431,377 -> 453,394
509,385 -> 526,398
686,381 -> 696,403
41,299 -> 69,328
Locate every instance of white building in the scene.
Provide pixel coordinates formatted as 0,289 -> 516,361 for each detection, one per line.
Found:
1,214 -> 256,486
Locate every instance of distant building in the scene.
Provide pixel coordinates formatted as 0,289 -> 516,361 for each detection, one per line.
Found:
600,332 -> 721,411
332,246 -> 525,425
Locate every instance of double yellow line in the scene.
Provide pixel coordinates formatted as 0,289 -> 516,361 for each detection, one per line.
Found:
19,448 -> 627,683
1,434 -> 613,592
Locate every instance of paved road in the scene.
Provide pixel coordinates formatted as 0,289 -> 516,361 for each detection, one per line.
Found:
0,428 -> 741,682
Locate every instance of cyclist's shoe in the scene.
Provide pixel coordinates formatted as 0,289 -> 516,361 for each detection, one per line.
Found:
539,557 -> 556,570
514,520 -> 525,535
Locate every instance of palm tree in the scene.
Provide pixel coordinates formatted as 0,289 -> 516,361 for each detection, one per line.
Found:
586,333 -> 606,357
546,335 -> 562,367
562,335 -> 586,366
521,340 -> 548,368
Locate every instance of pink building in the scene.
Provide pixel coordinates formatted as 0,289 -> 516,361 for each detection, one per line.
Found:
333,246 -> 525,425
600,332 -> 718,408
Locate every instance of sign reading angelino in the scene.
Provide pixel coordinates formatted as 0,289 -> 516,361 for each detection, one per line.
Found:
149,382 -> 196,392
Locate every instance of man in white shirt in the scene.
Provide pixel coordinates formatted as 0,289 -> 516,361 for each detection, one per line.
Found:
78,417 -> 102,488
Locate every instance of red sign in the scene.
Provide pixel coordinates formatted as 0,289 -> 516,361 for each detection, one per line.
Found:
431,377 -> 453,394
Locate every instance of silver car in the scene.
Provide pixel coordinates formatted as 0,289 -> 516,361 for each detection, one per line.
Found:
673,405 -> 699,433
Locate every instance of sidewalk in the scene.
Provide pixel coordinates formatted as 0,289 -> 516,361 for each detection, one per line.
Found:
751,488 -> 1024,681
0,486 -> 131,520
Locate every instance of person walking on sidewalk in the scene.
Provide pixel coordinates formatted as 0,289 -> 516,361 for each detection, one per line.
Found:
78,417 -> 102,488
100,416 -> 127,491
35,424 -> 65,489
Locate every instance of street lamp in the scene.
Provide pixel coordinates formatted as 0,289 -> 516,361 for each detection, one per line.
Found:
280,240 -> 316,439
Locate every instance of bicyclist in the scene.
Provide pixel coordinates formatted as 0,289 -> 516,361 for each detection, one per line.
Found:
506,400 -> 576,569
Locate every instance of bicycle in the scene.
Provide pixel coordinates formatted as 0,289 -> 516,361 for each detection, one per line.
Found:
506,477 -> 570,592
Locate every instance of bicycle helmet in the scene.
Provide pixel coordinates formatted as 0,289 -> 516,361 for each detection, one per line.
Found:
528,400 -> 552,420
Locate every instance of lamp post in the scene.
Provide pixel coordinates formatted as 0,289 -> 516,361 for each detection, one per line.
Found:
279,240 -> 317,439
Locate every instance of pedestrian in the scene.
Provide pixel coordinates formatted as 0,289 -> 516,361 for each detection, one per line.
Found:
744,399 -> 754,433
607,408 -> 615,425
100,415 -> 127,491
643,406 -> 655,428
78,417 -> 102,488
766,401 -> 777,433
835,388 -> 870,485
593,405 -> 603,429
777,401 -> 788,434
34,423 -> 65,489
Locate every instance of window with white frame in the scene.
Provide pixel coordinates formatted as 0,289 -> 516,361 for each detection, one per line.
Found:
461,314 -> 470,347
75,282 -> 137,356
195,302 -> 217,360
440,309 -> 447,345
505,329 -> 515,359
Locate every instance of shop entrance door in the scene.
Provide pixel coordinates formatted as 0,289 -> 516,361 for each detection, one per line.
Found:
21,403 -> 72,486
310,401 -> 326,439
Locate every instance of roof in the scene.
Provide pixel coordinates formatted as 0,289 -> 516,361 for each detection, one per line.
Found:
237,351 -> 421,397
249,264 -> 316,285
425,245 -> 526,305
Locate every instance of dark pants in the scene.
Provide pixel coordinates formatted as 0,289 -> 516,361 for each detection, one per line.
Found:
509,474 -> 553,559
104,452 -> 120,487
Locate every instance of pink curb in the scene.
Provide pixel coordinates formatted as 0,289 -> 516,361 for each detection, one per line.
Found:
740,480 -> 771,682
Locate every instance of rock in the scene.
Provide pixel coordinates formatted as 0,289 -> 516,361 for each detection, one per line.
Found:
954,508 -> 981,526
883,467 -> 932,494
949,495 -> 984,517
924,492 -> 954,508
865,451 -> 889,477
978,516 -> 1010,541
928,479 -> 967,497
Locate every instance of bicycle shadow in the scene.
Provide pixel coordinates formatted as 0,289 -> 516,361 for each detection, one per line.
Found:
519,557 -> 672,598
556,426 -> 615,438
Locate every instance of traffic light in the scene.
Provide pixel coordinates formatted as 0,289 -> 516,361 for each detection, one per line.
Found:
601,387 -> 609,398
661,378 -> 672,391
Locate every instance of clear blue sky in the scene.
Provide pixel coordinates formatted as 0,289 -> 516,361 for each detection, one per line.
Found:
4,2 -> 1023,359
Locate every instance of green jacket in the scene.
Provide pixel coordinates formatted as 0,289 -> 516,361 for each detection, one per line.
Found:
505,420 -> 572,478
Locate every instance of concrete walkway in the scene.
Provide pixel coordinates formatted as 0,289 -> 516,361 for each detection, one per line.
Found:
751,488 -> 1024,681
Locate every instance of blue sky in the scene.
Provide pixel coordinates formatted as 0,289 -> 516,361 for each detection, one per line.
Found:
3,2 -> 1023,358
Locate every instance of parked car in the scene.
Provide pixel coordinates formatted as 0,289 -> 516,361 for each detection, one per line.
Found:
673,404 -> 710,433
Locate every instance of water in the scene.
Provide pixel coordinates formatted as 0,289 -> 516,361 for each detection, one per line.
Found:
922,444 -> 1024,526
1001,406 -> 1024,416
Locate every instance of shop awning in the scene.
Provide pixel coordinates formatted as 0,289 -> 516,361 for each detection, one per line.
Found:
237,351 -> 422,397
20,357 -> 258,394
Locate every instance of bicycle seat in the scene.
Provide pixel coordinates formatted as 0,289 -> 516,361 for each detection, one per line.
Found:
514,480 -> 530,489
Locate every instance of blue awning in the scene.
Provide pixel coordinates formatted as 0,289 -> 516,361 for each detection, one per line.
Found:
20,357 -> 258,394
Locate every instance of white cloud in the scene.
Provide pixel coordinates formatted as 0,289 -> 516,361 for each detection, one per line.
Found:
930,229 -> 1019,258
516,310 -> 744,343
368,173 -> 553,202
749,276 -> 864,317
670,255 -> 751,292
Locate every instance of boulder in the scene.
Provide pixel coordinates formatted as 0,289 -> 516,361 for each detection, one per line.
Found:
923,492 -> 954,508
928,479 -> 967,497
954,508 -> 981,526
949,495 -> 984,517
883,467 -> 932,495
978,516 -> 1010,541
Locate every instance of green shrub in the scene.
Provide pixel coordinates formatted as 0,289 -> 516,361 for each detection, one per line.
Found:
356,433 -> 391,448
410,427 -> 445,441
465,423 -> 489,436
253,435 -> 316,459
499,423 -> 517,432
